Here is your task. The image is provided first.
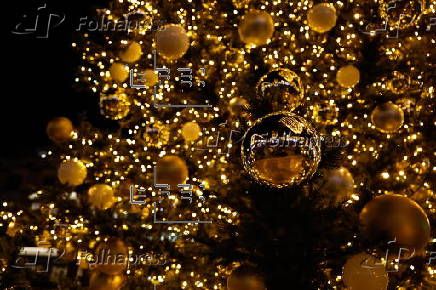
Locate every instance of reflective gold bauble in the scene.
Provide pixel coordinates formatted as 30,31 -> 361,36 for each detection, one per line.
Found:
109,63 -> 129,83
119,41 -> 142,63
99,91 -> 131,120
228,97 -> 249,116
238,10 -> 274,46
371,102 -> 404,133
181,122 -> 201,142
88,184 -> 115,210
46,117 -> 73,143
95,239 -> 128,275
255,68 -> 304,112
227,265 -> 266,290
307,3 -> 337,33
143,69 -> 159,87
89,271 -> 125,290
156,155 -> 189,189
155,24 -> 189,60
319,167 -> 354,203
336,65 -> 360,88
379,0 -> 424,30
58,160 -> 87,186
359,194 -> 430,253
241,112 -> 321,188
342,253 -> 388,290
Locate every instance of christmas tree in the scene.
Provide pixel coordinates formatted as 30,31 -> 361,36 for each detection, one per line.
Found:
1,0 -> 435,289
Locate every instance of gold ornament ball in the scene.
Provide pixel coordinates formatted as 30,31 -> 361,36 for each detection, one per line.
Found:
88,184 -> 115,210
371,102 -> 404,133
238,10 -> 275,46
228,97 -> 249,115
47,117 -> 73,143
95,238 -> 128,275
99,91 -> 131,120
227,265 -> 266,290
155,24 -> 190,60
181,122 -> 201,142
89,271 -> 125,290
307,3 -> 337,33
156,155 -> 189,189
359,194 -> 430,253
342,253 -> 388,290
109,63 -> 129,83
241,111 -> 321,188
119,41 -> 142,63
255,68 -> 304,112
58,160 -> 87,186
319,167 -> 354,203
143,69 -> 159,87
336,65 -> 360,88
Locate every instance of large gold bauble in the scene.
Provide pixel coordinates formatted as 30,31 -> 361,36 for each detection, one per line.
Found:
238,10 -> 274,46
359,194 -> 430,253
95,239 -> 128,275
155,24 -> 190,60
88,184 -> 115,210
227,265 -> 266,290
307,3 -> 337,33
156,155 -> 189,189
99,91 -> 131,120
371,102 -> 404,133
47,117 -> 73,143
181,122 -> 201,142
342,253 -> 388,290
241,112 -> 321,188
89,271 -> 125,290
109,63 -> 129,83
336,65 -> 360,88
255,68 -> 304,112
119,41 -> 142,63
319,167 -> 354,203
57,160 -> 87,186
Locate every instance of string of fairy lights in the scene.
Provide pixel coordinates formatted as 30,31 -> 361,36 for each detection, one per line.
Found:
1,0 -> 434,288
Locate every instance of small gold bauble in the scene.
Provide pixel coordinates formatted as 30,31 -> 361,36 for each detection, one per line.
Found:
46,117 -> 73,143
336,65 -> 360,88
241,111 -> 321,188
319,167 -> 354,203
58,160 -> 87,186
342,253 -> 388,290
307,3 -> 337,33
119,41 -> 142,63
238,10 -> 274,46
99,91 -> 131,120
232,0 -> 251,9
156,155 -> 189,189
227,265 -> 266,290
255,68 -> 304,112
359,194 -> 430,253
95,238 -> 128,275
371,102 -> 404,133
155,24 -> 190,60
181,122 -> 201,142
88,184 -> 115,210
142,121 -> 170,148
228,97 -> 249,115
143,69 -> 159,87
109,63 -> 129,82
89,271 -> 125,290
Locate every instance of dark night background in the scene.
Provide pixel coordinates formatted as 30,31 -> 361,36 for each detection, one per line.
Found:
2,0 -> 110,201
